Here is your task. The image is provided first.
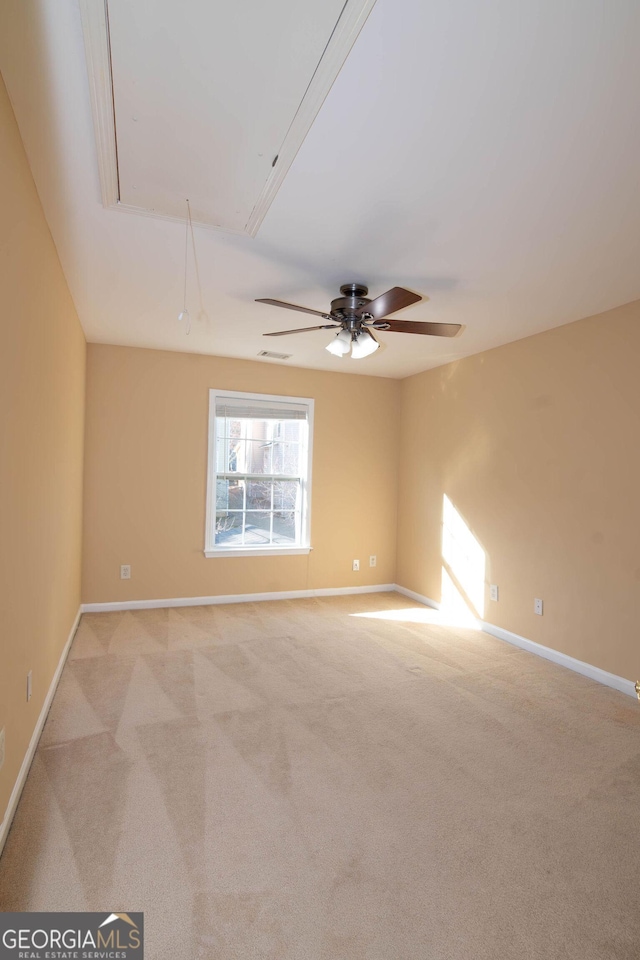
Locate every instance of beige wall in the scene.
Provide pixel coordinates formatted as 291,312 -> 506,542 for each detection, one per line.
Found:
82,345 -> 399,602
83,308 -> 640,683
0,75 -> 86,821
397,299 -> 640,682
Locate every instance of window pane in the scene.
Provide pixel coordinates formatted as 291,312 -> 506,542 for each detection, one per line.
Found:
243,511 -> 271,545
273,480 -> 299,512
215,479 -> 228,511
275,420 -> 304,442
241,439 -> 272,475
272,441 -> 300,475
242,419 -> 270,441
228,479 -> 245,510
272,511 -> 296,544
215,512 -> 243,545
246,480 -> 272,512
217,435 -> 245,473
215,436 -> 225,472
216,418 -> 244,440
216,478 -> 244,511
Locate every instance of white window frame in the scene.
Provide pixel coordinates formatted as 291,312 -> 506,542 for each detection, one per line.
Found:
204,388 -> 314,558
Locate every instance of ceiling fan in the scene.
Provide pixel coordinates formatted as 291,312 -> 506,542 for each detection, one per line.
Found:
256,283 -> 461,359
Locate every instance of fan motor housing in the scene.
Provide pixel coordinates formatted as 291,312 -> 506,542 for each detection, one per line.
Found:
331,283 -> 371,320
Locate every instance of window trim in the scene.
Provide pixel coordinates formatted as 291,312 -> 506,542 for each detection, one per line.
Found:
204,388 -> 314,558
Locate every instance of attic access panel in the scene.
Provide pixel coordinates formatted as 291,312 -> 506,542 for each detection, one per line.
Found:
81,0 -> 376,235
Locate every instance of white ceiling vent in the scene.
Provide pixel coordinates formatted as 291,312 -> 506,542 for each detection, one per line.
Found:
257,350 -> 292,361
80,0 -> 377,236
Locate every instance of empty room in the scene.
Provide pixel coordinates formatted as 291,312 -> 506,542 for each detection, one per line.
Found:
1,0 -> 639,957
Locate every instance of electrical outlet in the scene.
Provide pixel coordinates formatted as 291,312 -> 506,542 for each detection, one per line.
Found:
120,564 -> 131,580
534,598 -> 544,616
0,727 -> 5,771
490,584 -> 499,602
27,670 -> 32,702
352,559 -> 360,572
369,555 -> 377,567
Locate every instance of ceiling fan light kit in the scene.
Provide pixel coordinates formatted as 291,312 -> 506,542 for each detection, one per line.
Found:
257,283 -> 462,361
326,328 -> 354,356
350,328 -> 379,359
325,326 -> 379,359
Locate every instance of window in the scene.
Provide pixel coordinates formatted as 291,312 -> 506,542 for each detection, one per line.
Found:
205,389 -> 314,557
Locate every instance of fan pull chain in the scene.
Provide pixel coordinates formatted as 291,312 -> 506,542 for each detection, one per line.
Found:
178,199 -> 192,335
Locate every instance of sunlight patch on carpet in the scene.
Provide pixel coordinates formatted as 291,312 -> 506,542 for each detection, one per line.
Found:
350,606 -> 481,629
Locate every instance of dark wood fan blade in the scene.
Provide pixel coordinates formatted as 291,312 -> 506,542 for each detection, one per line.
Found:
256,298 -> 331,319
264,324 -> 340,336
357,286 -> 421,319
378,320 -> 462,337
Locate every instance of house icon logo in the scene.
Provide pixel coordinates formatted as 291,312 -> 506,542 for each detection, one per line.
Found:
99,913 -> 139,931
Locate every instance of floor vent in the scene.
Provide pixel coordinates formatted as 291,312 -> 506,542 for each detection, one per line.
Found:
257,350 -> 292,360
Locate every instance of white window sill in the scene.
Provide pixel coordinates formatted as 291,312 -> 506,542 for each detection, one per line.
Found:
204,546 -> 311,559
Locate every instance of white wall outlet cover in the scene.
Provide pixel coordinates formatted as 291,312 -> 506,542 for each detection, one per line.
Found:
27,670 -> 32,702
490,584 -> 499,601
120,564 -> 131,579
369,555 -> 377,567
534,598 -> 544,615
352,559 -> 360,571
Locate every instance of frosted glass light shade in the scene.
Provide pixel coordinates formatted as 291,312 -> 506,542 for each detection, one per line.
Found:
350,329 -> 379,359
326,329 -> 352,356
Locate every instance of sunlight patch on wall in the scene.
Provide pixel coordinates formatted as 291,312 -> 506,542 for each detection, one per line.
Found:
441,494 -> 486,619
439,567 -> 479,625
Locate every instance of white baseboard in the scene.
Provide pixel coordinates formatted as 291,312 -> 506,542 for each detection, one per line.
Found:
81,583 -> 397,613
394,584 -> 637,699
394,584 -> 441,610
0,606 -> 82,858
479,620 -> 636,698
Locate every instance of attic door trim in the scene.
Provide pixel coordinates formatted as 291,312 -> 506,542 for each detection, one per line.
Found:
78,0 -> 378,236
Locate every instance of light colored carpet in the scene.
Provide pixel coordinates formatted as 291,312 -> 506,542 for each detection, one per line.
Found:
1,592 -> 639,959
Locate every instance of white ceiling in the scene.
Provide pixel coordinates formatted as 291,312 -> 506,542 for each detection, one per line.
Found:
2,0 -> 640,379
